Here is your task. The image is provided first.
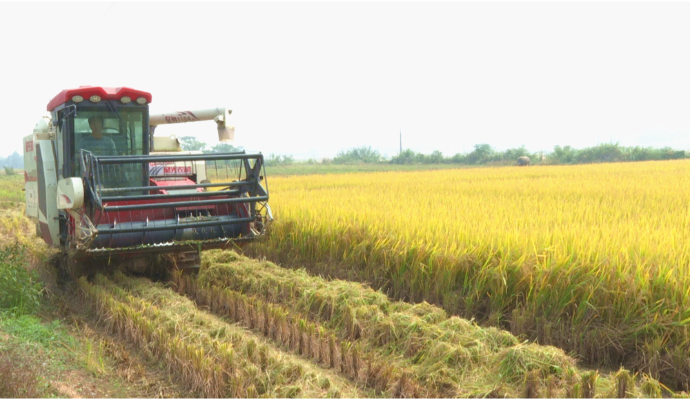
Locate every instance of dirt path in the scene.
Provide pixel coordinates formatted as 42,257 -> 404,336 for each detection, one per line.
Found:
0,285 -> 196,398
0,315 -> 183,399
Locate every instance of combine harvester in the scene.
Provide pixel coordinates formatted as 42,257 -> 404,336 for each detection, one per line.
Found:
24,86 -> 271,276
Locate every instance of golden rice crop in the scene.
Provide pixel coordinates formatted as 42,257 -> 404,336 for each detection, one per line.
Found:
244,160 -> 690,391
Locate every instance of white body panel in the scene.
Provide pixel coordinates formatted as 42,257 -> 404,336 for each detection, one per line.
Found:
35,139 -> 60,247
23,135 -> 38,220
57,177 -> 84,210
149,150 -> 208,183
25,182 -> 38,219
152,135 -> 182,152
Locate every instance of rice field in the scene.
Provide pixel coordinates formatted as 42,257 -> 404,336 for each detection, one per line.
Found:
243,160 -> 690,391
2,161 -> 688,396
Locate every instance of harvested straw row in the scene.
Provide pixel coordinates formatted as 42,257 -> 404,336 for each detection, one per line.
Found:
200,250 -> 515,349
196,251 -> 683,398
199,252 -> 574,397
107,272 -> 376,398
174,271 -> 430,398
196,254 -> 546,388
83,273 -> 370,398
79,276 -> 231,397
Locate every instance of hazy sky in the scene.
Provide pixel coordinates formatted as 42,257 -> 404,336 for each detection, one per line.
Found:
0,1 -> 688,160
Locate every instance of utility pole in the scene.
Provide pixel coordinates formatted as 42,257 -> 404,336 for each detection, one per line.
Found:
399,129 -> 402,155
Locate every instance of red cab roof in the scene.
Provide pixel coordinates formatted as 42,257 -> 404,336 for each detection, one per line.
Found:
47,86 -> 153,111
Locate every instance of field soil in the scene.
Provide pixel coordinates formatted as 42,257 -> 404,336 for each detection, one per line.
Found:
1,289 -> 194,398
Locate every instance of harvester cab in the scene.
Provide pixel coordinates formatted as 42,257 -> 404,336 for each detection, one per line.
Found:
24,86 -> 271,275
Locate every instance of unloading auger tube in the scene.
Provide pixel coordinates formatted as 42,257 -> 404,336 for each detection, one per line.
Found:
23,86 -> 272,273
149,108 -> 235,143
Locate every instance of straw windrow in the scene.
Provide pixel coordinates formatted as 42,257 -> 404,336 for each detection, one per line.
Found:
79,273 -> 374,398
174,269 -> 431,397
187,250 -> 681,398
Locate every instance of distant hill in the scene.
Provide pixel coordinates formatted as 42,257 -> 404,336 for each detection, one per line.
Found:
1,151 -> 22,169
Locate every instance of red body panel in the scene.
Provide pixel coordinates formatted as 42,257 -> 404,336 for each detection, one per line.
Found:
93,195 -> 250,225
149,177 -> 203,194
47,86 -> 153,111
24,171 -> 37,182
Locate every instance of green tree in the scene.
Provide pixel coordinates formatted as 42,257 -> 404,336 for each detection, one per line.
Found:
626,146 -> 659,162
449,153 -> 467,164
501,146 -> 531,162
659,147 -> 688,160
265,154 -> 294,166
428,150 -> 444,164
466,144 -> 494,164
333,146 -> 382,164
551,145 -> 578,164
391,149 -> 416,164
207,143 -> 242,153
178,136 -> 207,151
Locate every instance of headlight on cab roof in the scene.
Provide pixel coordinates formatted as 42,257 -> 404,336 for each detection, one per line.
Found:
120,96 -> 131,104
136,97 -> 147,104
71,95 -> 84,102
90,95 -> 101,103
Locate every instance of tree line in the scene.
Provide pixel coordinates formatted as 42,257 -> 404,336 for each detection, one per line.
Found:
178,136 -> 295,166
180,135 -> 689,166
3,139 -> 689,173
330,143 -> 689,166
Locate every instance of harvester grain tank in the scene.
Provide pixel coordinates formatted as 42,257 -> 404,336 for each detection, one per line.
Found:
24,86 -> 271,275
